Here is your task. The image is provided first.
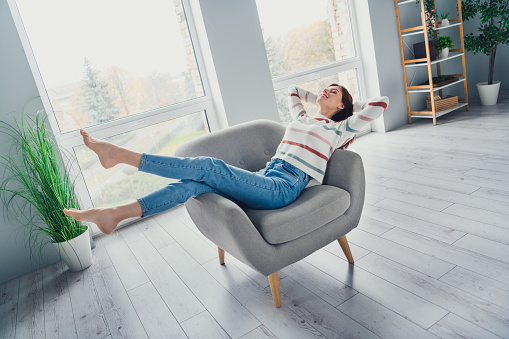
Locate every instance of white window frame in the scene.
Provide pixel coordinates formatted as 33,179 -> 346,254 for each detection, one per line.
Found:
8,0 -> 220,234
266,0 -> 370,135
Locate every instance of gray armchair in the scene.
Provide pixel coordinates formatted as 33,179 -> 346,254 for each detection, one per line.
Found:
175,119 -> 365,307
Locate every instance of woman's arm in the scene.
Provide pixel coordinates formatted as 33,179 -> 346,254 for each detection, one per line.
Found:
346,96 -> 389,133
287,85 -> 318,119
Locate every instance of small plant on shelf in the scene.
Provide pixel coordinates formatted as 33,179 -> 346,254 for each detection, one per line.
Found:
440,13 -> 450,26
435,36 -> 454,50
435,35 -> 454,58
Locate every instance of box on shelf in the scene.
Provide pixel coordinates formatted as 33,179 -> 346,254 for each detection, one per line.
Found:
426,95 -> 459,111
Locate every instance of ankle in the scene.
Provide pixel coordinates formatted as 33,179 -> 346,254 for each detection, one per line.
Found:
121,148 -> 142,168
109,207 -> 123,222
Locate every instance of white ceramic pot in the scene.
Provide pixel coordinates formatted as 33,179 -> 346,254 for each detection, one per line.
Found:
477,81 -> 501,106
51,226 -> 93,271
440,48 -> 449,58
441,19 -> 450,27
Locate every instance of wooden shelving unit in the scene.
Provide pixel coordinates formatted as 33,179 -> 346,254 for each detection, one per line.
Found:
395,0 -> 469,125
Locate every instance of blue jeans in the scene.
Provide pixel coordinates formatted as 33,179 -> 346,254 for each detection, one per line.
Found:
136,154 -> 310,217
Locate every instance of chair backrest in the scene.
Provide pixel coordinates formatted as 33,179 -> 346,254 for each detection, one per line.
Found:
175,119 -> 285,172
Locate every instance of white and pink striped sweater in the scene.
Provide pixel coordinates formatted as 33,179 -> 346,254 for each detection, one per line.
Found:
274,85 -> 389,183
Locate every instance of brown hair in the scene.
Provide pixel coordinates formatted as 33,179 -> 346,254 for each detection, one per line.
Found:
329,83 -> 354,123
327,84 -> 355,149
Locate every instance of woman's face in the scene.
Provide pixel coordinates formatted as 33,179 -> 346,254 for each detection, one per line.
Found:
316,85 -> 344,114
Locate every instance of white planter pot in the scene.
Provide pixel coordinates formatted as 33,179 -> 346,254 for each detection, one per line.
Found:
441,19 -> 450,27
440,48 -> 449,58
477,81 -> 501,106
51,226 -> 93,271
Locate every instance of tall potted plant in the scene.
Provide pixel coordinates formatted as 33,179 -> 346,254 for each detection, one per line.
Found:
0,110 -> 92,271
462,0 -> 509,105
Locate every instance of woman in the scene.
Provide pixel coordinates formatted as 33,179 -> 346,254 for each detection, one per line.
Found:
64,84 -> 388,234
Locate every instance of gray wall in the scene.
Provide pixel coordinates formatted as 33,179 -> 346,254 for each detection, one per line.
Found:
0,0 -> 60,284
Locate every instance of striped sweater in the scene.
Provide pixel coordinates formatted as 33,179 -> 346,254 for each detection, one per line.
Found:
274,85 -> 389,183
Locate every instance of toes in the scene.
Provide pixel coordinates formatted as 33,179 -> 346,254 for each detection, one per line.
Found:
63,208 -> 78,215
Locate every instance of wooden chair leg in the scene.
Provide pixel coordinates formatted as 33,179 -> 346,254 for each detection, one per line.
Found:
338,236 -> 354,264
268,272 -> 281,308
218,247 -> 225,265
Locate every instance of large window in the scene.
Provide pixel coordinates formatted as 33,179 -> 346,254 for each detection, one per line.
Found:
274,70 -> 360,125
14,0 -> 205,134
257,0 -> 366,126
74,112 -> 208,209
9,0 -> 215,233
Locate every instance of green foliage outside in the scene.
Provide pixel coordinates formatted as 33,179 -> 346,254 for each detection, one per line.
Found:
461,0 -> 509,84
0,111 -> 86,263
81,58 -> 120,124
265,21 -> 334,79
91,130 -> 207,208
264,20 -> 338,122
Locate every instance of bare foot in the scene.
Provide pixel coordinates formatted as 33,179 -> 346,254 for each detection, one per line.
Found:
63,208 -> 119,234
80,129 -> 120,169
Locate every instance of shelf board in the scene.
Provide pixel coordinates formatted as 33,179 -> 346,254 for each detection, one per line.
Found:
405,52 -> 464,68
397,0 -> 415,5
408,78 -> 466,93
411,103 -> 468,119
402,29 -> 425,37
401,22 -> 462,37
435,22 -> 462,32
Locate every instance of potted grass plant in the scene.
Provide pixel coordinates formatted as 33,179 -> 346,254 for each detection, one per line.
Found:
0,110 -> 92,271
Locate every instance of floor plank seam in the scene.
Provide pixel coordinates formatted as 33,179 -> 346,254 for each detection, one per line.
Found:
435,264 -> 457,281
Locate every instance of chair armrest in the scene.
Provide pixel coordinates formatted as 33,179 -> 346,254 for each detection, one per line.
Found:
322,150 -> 365,218
184,193 -> 273,265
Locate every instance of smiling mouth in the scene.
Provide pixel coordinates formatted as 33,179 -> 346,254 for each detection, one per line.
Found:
320,94 -> 328,98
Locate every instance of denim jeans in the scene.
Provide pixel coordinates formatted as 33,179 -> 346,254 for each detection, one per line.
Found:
136,154 -> 310,217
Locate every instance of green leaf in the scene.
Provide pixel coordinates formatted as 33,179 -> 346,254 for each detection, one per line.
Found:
0,109 -> 85,265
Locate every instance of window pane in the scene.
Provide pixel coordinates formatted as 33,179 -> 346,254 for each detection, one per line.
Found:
257,0 -> 356,78
16,0 -> 204,133
275,69 -> 360,124
74,111 -> 208,208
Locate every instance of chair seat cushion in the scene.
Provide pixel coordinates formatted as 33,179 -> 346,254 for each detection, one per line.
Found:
241,185 -> 350,244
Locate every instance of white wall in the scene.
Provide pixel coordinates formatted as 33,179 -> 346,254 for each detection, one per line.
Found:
0,0 -> 60,284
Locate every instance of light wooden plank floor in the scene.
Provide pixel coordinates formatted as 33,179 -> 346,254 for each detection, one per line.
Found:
2,92 -> 509,339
